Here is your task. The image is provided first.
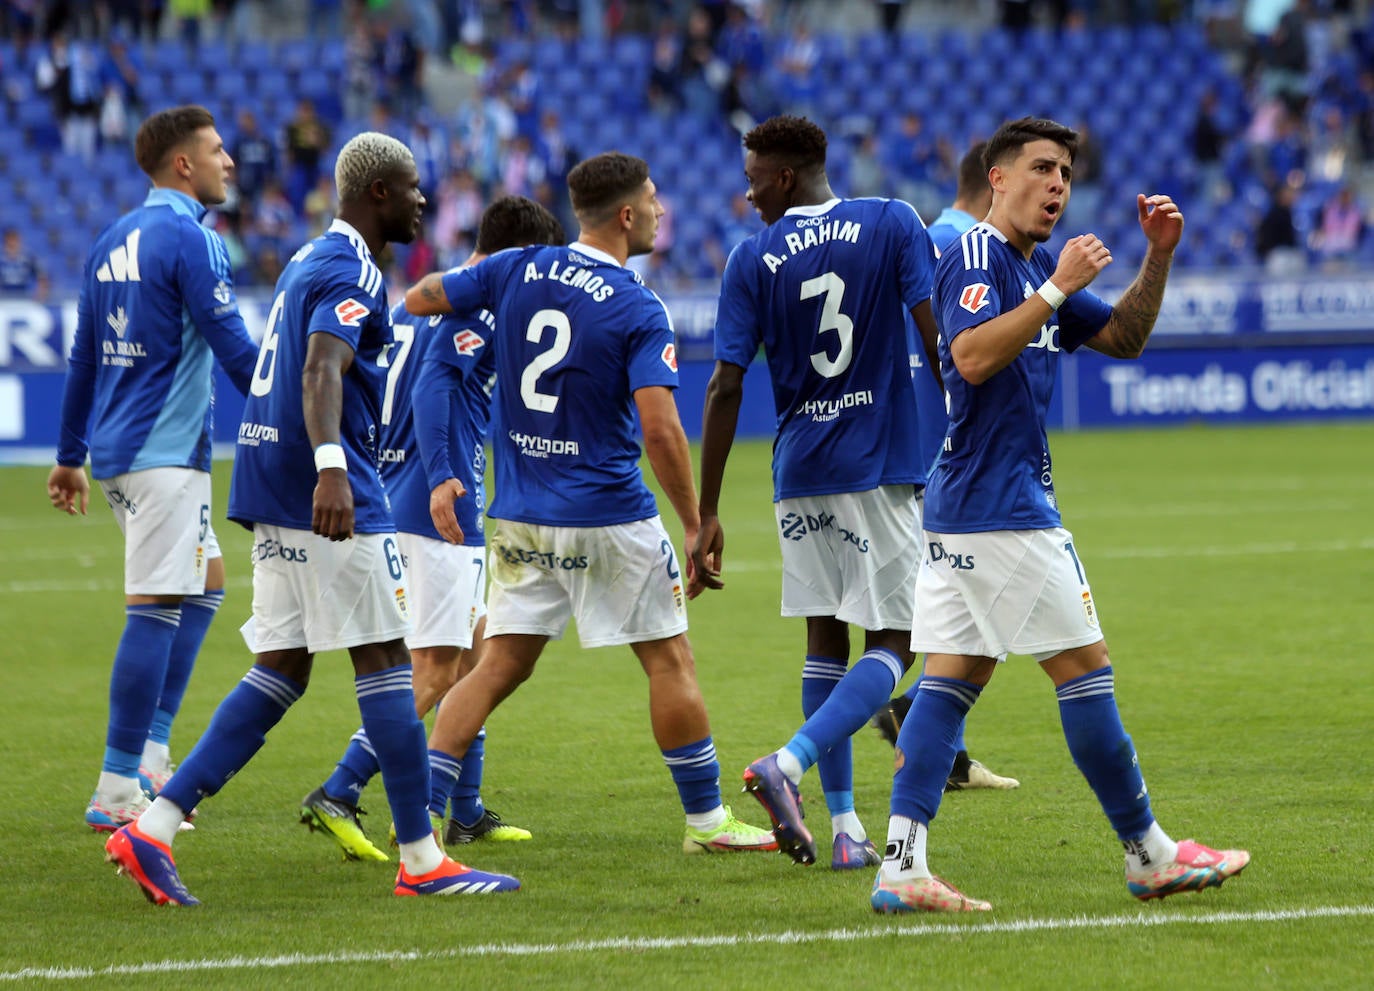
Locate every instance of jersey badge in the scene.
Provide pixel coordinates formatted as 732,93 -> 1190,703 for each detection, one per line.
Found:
213,280 -> 232,305
661,342 -> 678,372
334,299 -> 370,327
453,329 -> 485,356
959,283 -> 992,315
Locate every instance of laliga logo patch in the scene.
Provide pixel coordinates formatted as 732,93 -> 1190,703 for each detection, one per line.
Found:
453,329 -> 485,356
959,283 -> 992,314
661,342 -> 678,372
334,298 -> 369,327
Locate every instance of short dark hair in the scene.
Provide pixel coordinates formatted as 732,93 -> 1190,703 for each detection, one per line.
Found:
134,105 -> 216,177
566,152 -> 650,224
983,117 -> 1078,172
956,141 -> 990,198
742,115 -> 827,172
476,196 -> 565,253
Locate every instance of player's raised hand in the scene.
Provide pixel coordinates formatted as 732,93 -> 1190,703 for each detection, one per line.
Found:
1050,233 -> 1113,294
428,478 -> 467,544
687,514 -> 725,599
46,464 -> 89,516
312,469 -> 355,540
1137,193 -> 1184,253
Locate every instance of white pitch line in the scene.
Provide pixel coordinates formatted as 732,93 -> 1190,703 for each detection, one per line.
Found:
3,904 -> 1371,982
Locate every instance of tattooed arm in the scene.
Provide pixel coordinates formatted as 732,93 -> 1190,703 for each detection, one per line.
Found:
1087,194 -> 1182,359
403,272 -> 454,316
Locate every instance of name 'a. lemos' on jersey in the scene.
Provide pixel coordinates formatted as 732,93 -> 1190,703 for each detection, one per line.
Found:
522,258 -> 615,301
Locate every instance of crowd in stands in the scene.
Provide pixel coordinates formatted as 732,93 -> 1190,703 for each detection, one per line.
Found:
1,0 -> 1372,299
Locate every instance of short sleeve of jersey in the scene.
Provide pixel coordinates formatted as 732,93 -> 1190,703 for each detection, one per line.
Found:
626,292 -> 679,392
889,200 -> 936,312
441,249 -> 522,317
713,242 -> 761,369
308,271 -> 384,351
1057,288 -> 1113,353
934,248 -> 1004,346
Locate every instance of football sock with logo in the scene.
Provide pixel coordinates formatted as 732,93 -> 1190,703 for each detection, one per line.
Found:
322,729 -> 381,804
100,604 -> 182,800
356,665 -> 433,846
663,736 -> 723,817
155,664 -> 304,832
798,655 -> 859,819
879,815 -> 929,882
1056,666 -> 1171,864
449,727 -> 487,825
428,749 -> 463,819
784,647 -> 904,785
155,589 -> 223,737
889,676 -> 981,825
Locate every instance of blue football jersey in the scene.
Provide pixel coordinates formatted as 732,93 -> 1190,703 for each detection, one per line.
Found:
440,241 -> 678,527
924,222 -> 1113,533
57,188 -> 257,479
925,206 -> 980,255
714,197 -> 937,501
228,220 -> 396,533
386,302 -> 495,546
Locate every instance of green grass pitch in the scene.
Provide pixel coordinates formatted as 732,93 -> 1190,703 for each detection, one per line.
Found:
2,422 -> 1372,988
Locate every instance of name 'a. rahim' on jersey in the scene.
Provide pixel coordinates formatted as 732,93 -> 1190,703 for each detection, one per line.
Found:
714,196 -> 938,502
228,220 -> 396,533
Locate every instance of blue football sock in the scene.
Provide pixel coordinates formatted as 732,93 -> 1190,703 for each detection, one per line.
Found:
151,590 -> 223,746
784,648 -> 903,804
1057,666 -> 1155,841
903,666 -> 966,751
428,748 -> 463,819
662,737 -> 721,815
105,604 -> 182,775
889,676 -> 981,823
449,726 -> 486,825
323,729 -> 380,804
356,665 -> 432,844
160,664 -> 303,812
797,655 -> 856,816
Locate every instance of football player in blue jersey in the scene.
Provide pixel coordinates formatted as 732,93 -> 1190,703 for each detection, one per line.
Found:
46,105 -> 260,834
869,140 -> 1020,793
405,152 -> 777,856
300,196 -> 563,861
104,132 -> 520,905
691,115 -> 950,870
872,117 -> 1248,913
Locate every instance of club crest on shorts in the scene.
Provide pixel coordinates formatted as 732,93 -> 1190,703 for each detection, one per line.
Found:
959,283 -> 992,314
1082,590 -> 1097,626
395,586 -> 409,620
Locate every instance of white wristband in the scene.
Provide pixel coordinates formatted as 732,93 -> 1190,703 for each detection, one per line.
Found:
1036,280 -> 1067,311
314,443 -> 347,473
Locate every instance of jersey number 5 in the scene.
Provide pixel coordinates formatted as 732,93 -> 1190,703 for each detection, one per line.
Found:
801,271 -> 854,378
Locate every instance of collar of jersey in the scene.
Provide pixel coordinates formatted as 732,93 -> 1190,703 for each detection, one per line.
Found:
567,241 -> 621,267
328,218 -> 374,260
144,187 -> 207,222
970,220 -> 1009,243
783,197 -> 841,218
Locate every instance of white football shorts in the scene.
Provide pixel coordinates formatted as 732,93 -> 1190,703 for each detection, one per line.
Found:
910,526 -> 1103,662
241,525 -> 412,654
775,485 -> 921,632
485,516 -> 687,648
396,531 -> 486,650
100,466 -> 218,596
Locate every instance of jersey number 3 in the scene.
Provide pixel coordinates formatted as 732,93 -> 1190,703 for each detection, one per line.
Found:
801,272 -> 854,378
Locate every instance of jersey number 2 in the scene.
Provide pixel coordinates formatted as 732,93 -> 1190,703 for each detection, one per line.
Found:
520,309 -> 571,413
